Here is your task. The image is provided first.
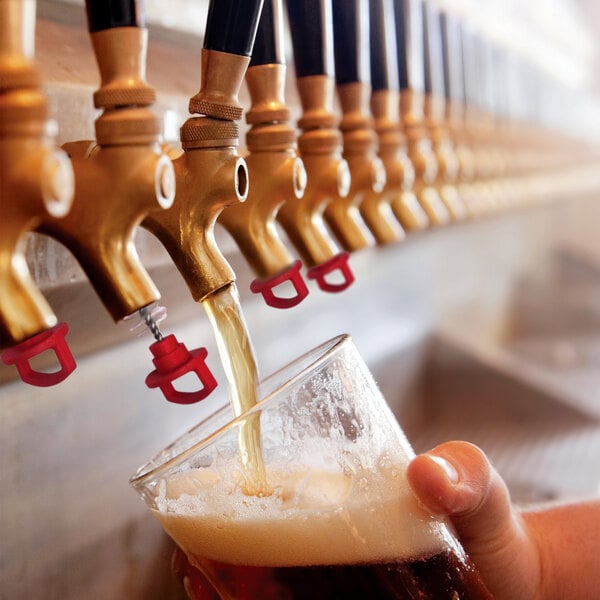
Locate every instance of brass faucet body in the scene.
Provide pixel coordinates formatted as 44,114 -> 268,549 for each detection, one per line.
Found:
324,81 -> 381,251
144,122 -> 247,302
143,48 -> 252,303
400,89 -> 451,225
277,74 -> 349,268
218,63 -> 306,279
0,0 -> 74,346
364,89 -> 428,236
36,27 -> 175,322
425,94 -> 468,220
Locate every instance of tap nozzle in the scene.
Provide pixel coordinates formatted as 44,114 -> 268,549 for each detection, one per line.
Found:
218,62 -> 309,309
0,0 -> 75,386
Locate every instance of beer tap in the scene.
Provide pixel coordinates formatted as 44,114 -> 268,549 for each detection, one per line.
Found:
422,0 -> 467,220
393,0 -> 451,225
0,0 -> 76,386
33,0 -> 219,404
278,0 -> 355,293
143,0 -> 262,303
365,0 -> 429,234
327,0 -> 391,249
218,0 -> 309,309
439,9 -> 477,213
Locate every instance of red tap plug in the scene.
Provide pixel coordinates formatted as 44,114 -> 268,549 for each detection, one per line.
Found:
306,252 -> 355,293
145,334 -> 218,404
250,260 -> 309,309
1,322 -> 77,386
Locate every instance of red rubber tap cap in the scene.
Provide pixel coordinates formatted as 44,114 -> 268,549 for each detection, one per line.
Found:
306,252 -> 355,293
145,334 -> 218,404
1,322 -> 77,387
249,260 -> 309,309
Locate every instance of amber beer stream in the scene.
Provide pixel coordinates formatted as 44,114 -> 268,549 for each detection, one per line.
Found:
130,335 -> 493,599
201,283 -> 269,496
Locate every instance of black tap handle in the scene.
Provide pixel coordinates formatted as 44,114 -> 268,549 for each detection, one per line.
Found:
440,11 -> 465,103
85,0 -> 143,33
369,0 -> 399,92
422,0 -> 444,97
392,0 -> 424,92
204,0 -> 265,57
332,0 -> 370,85
250,0 -> 284,66
285,0 -> 335,77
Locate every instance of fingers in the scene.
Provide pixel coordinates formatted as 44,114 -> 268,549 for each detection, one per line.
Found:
171,548 -> 220,600
407,441 -> 541,600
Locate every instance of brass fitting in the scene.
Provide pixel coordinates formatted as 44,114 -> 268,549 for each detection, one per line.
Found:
218,63 -> 306,279
37,26 -> 175,322
0,0 -> 74,346
363,88 -> 428,236
277,75 -> 349,268
425,93 -> 468,220
400,89 -> 451,225
189,48 -> 250,121
324,81 -> 381,251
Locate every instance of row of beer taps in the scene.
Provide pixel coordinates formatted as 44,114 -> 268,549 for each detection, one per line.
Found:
1,0 -> 597,398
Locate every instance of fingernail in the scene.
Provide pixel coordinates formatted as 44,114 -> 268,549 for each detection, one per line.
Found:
429,454 -> 460,484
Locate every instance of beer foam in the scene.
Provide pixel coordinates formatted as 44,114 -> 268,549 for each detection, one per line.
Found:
152,466 -> 448,567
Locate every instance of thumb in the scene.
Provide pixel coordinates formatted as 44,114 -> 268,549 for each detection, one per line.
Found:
407,441 -> 541,600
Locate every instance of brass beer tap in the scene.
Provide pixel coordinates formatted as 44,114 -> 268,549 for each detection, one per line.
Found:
394,0 -> 451,225
37,10 -> 175,322
218,0 -> 309,309
327,0 -> 387,250
279,0 -> 355,293
421,0 -> 467,220
0,0 -> 76,385
364,0 -> 429,235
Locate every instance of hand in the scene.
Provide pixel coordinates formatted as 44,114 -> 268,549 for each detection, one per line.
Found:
407,441 -> 600,600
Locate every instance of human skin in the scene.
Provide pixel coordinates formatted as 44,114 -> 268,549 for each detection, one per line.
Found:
407,441 -> 600,600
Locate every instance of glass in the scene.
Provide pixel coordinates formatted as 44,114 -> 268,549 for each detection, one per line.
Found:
131,335 -> 492,599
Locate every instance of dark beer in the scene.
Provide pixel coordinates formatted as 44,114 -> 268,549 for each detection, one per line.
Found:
154,466 -> 493,600
179,549 -> 493,599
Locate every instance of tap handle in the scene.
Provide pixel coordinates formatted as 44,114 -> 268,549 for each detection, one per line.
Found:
306,252 -> 355,293
250,260 -> 309,309
145,335 -> 218,405
250,0 -> 285,67
1,323 -> 77,387
85,0 -> 143,32
332,0 -> 370,85
369,0 -> 399,92
440,11 -> 465,105
393,0 -> 425,92
204,0 -> 264,57
286,0 -> 335,77
422,0 -> 444,98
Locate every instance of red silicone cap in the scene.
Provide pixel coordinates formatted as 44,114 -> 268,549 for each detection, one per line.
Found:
249,260 -> 309,309
306,252 -> 355,293
1,322 -> 77,387
145,334 -> 218,404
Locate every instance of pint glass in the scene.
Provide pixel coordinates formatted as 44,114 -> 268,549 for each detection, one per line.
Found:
131,335 -> 492,599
